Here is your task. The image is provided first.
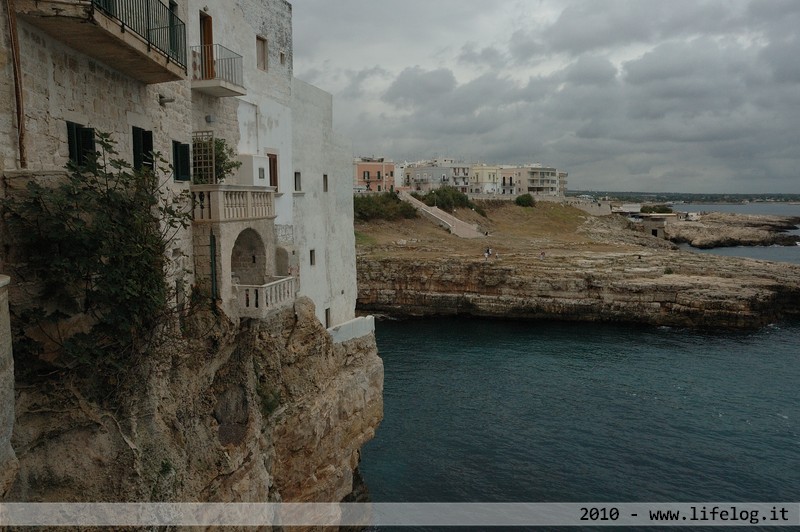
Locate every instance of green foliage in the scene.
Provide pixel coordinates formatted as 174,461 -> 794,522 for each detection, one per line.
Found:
214,138 -> 242,182
1,132 -> 192,371
664,267 -> 675,275
354,192 -> 418,221
416,186 -> 487,217
640,204 -> 674,213
515,193 -> 535,207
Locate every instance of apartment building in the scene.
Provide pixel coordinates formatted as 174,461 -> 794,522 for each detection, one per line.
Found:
354,157 -> 394,193
403,158 -> 470,193
1,0 -> 359,331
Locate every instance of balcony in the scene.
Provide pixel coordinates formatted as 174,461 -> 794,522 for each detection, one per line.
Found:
235,276 -> 296,319
14,0 -> 186,84
190,44 -> 245,97
190,184 -> 275,222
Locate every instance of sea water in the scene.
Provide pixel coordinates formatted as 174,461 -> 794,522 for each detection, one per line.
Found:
360,319 -> 800,505
358,204 -> 800,526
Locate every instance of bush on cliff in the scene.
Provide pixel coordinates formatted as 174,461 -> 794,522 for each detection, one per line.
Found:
415,186 -> 486,216
1,132 -> 192,375
515,193 -> 535,207
641,204 -> 673,213
354,192 -> 417,221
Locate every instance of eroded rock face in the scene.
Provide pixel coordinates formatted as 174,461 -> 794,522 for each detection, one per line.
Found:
0,276 -> 18,497
357,251 -> 800,329
666,212 -> 800,248
6,297 -> 383,508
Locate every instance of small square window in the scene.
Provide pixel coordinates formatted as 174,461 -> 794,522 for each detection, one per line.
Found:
309,249 -> 316,266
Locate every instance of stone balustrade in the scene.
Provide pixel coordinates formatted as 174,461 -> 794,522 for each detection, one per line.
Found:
190,184 -> 275,222
235,276 -> 296,318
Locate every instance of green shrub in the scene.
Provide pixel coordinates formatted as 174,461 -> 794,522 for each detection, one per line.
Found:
1,132 -> 192,371
641,204 -> 673,214
417,186 -> 487,217
354,192 -> 417,221
515,193 -> 535,207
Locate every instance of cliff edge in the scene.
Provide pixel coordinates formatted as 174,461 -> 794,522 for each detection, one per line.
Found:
356,203 -> 800,328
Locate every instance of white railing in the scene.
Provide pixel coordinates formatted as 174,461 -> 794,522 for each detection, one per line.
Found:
235,276 -> 296,318
190,184 -> 274,222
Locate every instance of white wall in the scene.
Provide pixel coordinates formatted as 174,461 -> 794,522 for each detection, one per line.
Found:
291,79 -> 357,327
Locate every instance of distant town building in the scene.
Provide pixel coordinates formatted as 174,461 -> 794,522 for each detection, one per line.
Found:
354,157 -> 395,192
404,158 -> 470,193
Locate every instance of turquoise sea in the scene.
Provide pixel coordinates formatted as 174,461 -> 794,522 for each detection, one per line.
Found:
358,204 -> 800,527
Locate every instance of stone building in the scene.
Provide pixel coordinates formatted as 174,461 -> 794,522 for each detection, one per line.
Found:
1,0 -> 364,333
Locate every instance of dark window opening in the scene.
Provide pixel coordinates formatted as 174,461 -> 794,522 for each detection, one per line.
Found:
325,307 -> 331,328
132,126 -> 154,171
309,249 -> 315,266
294,171 -> 302,191
66,121 -> 95,167
268,153 -> 278,189
172,140 -> 191,181
323,174 -> 328,192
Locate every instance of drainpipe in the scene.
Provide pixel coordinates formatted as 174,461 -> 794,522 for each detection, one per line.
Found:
5,0 -> 26,168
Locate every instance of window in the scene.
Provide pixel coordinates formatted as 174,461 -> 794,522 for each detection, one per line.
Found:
280,51 -> 286,65
363,170 -> 369,180
309,249 -> 316,266
256,36 -> 267,71
294,171 -> 301,191
323,174 -> 328,192
258,167 -> 265,180
132,126 -> 154,171
377,171 -> 381,179
268,153 -> 278,189
66,121 -> 95,166
325,308 -> 331,328
172,141 -> 191,181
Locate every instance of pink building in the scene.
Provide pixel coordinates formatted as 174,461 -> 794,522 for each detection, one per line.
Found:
354,157 -> 395,192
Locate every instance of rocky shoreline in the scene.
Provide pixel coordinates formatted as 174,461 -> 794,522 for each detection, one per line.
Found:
666,212 -> 800,248
355,205 -> 800,329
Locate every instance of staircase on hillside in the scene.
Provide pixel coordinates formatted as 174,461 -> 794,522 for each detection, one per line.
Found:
398,192 -> 485,239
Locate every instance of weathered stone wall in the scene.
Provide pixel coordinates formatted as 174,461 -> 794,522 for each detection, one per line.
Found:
0,275 -> 18,497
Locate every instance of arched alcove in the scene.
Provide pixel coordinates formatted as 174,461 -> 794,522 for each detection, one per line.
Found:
231,228 -> 267,285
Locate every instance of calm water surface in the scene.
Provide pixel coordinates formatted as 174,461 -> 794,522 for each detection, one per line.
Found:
358,203 -> 800,529
360,319 -> 800,505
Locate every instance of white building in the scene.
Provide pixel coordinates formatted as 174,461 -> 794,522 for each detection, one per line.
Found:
1,0 -> 361,334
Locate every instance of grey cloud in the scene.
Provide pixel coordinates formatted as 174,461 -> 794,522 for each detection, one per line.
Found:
458,42 -> 506,68
341,66 -> 390,99
562,56 -> 617,86
382,67 -> 457,109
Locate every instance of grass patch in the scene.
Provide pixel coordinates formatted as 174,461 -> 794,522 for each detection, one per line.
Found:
355,231 -> 377,247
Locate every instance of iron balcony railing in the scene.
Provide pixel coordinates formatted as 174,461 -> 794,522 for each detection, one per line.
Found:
92,0 -> 187,68
191,44 -> 244,87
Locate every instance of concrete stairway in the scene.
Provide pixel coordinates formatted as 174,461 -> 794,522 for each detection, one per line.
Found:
398,192 -> 485,239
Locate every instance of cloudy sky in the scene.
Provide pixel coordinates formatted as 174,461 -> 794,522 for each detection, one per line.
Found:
290,0 -> 800,193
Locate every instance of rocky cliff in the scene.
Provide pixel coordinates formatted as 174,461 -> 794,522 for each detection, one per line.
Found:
666,212 -> 800,248
7,297 -> 383,510
355,205 -> 800,329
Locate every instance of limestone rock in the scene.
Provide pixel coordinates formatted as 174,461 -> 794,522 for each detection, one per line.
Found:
6,297 -> 383,512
